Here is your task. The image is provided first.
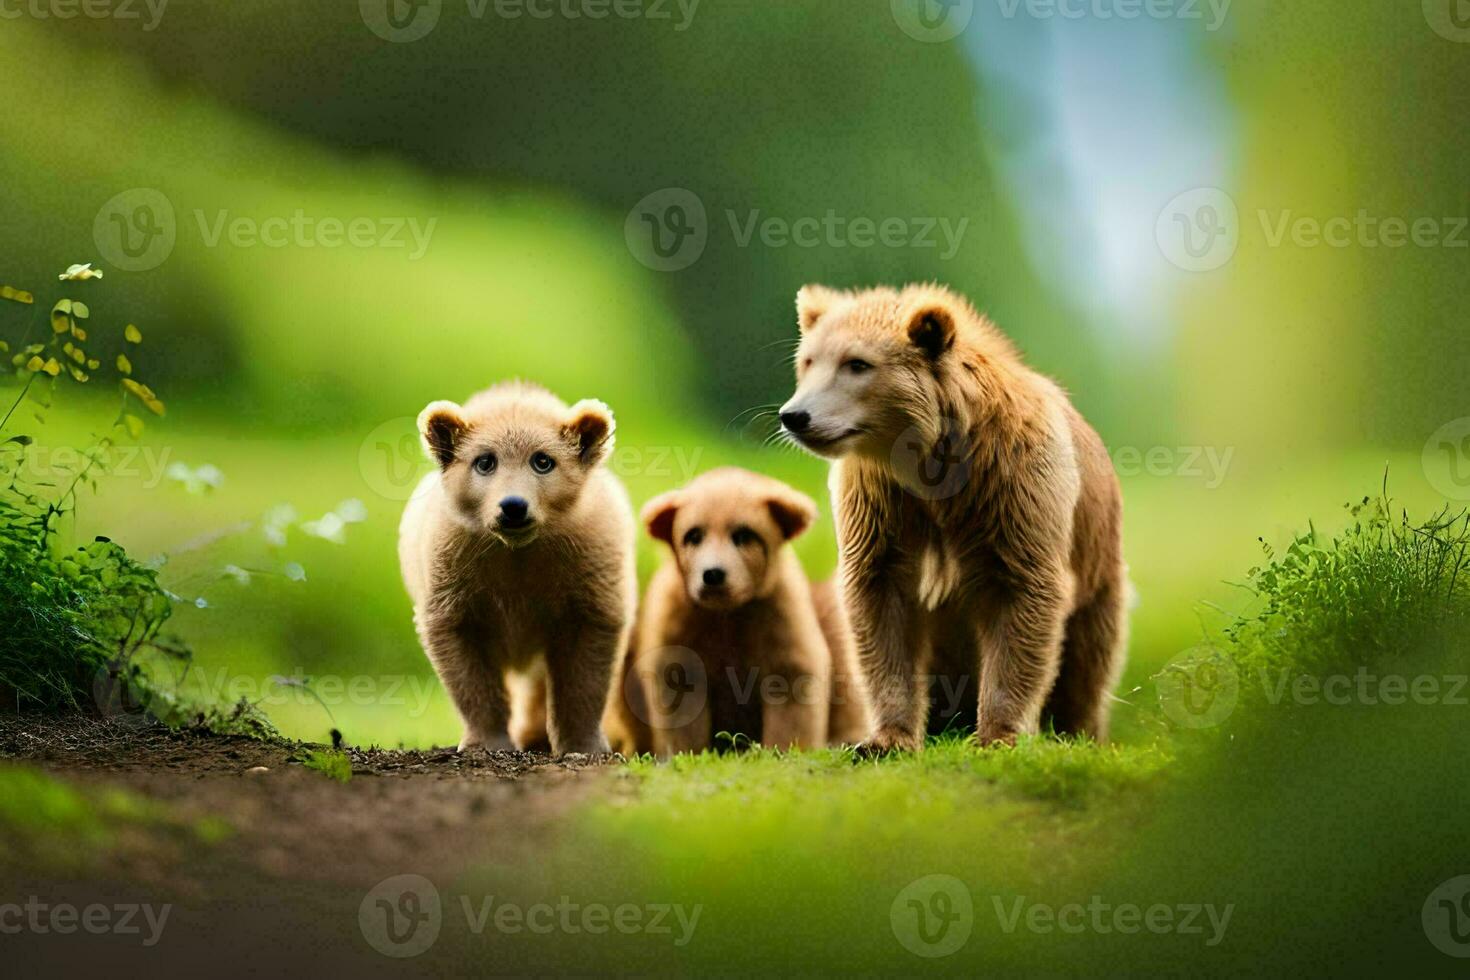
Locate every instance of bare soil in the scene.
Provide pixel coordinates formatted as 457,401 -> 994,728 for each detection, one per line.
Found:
0,713 -> 623,976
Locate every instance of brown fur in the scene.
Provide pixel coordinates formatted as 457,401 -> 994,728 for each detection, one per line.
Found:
618,467 -> 871,756
780,284 -> 1127,751
398,381 -> 636,755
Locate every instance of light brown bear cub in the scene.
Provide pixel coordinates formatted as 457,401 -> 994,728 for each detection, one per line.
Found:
624,467 -> 870,756
398,381 -> 636,755
780,283 -> 1127,753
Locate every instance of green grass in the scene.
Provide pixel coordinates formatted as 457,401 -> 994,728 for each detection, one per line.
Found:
299,748 -> 352,783
428,489 -> 1470,975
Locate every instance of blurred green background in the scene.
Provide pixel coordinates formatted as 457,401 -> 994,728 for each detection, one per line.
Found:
1,0 -> 1466,746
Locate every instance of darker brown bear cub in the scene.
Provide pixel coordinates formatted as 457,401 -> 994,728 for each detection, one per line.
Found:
616,467 -> 870,756
779,283 -> 1128,753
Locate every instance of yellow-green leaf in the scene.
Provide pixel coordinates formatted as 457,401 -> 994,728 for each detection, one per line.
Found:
70,325 -> 87,342
116,354 -> 133,375
71,301 -> 89,319
86,358 -> 99,370
123,414 -> 145,438
51,314 -> 70,334
25,355 -> 43,372
41,358 -> 60,376
0,285 -> 33,305
143,397 -> 165,417
68,366 -> 89,383
124,324 -> 143,343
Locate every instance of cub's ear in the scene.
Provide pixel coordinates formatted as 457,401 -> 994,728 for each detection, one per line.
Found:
766,488 -> 818,540
796,284 -> 845,332
640,491 -> 682,544
907,303 -> 957,360
418,400 -> 467,468
563,399 -> 616,465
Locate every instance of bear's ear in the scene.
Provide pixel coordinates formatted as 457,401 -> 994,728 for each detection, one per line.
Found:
640,491 -> 682,544
563,399 -> 615,465
766,488 -> 818,540
906,303 -> 956,360
418,400 -> 467,468
796,284 -> 845,332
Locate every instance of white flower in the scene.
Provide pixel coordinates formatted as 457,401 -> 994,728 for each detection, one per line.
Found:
166,462 -> 225,494
222,564 -> 251,584
334,498 -> 368,523
59,263 -> 104,281
302,512 -> 346,544
283,562 -> 306,582
262,504 -> 297,547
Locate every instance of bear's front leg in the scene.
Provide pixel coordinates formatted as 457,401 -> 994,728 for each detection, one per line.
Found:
418,613 -> 513,751
977,575 -> 1069,746
759,640 -> 831,750
544,624 -> 619,755
845,570 -> 928,755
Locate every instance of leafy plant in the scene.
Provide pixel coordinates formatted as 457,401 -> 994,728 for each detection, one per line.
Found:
0,274 -> 275,736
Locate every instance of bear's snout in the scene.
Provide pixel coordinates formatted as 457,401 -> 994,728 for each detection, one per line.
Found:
498,496 -> 532,528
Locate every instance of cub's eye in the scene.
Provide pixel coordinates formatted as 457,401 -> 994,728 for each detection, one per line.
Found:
682,528 -> 704,547
843,359 -> 873,374
472,453 -> 497,475
530,451 -> 556,475
731,527 -> 760,547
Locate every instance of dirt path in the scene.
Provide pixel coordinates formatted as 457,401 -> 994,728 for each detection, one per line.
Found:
1,714 -> 616,888
0,713 -> 635,976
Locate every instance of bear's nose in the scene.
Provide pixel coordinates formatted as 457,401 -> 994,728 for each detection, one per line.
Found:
702,567 -> 727,587
780,410 -> 811,433
498,496 -> 530,527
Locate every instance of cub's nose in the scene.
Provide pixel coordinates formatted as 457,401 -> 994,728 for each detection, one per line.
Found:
702,567 -> 727,587
498,496 -> 530,527
780,410 -> 811,433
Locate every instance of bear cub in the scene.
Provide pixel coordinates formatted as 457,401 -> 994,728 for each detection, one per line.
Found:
398,381 -> 636,755
620,467 -> 870,756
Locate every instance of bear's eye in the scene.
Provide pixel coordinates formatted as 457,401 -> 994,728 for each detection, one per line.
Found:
472,453 -> 497,475
530,451 -> 556,475
731,527 -> 760,547
843,358 -> 873,374
682,527 -> 704,547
